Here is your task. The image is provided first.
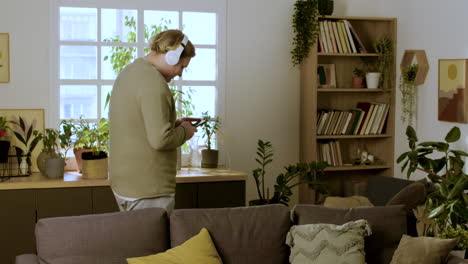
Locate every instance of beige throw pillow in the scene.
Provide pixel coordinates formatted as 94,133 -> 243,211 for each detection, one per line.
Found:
390,235 -> 458,264
286,219 -> 372,264
324,196 -> 374,208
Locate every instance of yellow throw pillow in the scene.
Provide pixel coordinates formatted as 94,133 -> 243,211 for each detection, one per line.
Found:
127,228 -> 222,264
324,196 -> 374,208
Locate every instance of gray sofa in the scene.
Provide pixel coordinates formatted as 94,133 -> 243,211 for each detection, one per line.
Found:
16,204 -> 466,264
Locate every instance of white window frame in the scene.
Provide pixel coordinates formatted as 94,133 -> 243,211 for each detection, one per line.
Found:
49,0 -> 227,166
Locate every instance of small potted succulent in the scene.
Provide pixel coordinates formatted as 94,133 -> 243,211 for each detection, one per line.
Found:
0,116 -> 16,163
352,67 -> 365,88
200,112 -> 221,168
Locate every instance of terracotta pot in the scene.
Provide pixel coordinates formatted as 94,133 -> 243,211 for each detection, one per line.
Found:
201,149 -> 218,168
352,76 -> 365,88
0,140 -> 10,163
74,148 -> 92,173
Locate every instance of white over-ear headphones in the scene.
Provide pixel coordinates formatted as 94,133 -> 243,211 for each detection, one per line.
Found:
165,35 -> 189,66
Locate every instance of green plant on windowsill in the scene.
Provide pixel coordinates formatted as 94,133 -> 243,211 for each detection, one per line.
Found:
59,120 -> 74,159
399,64 -> 419,125
398,126 -> 468,236
71,116 -> 94,151
199,112 -> 221,168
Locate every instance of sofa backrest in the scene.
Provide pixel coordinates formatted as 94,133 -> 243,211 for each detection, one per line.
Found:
293,204 -> 407,264
170,204 -> 292,264
35,208 -> 169,264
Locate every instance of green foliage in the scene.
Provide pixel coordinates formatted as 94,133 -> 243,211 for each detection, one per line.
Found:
398,126 -> 468,236
353,67 -> 365,78
437,225 -> 468,250
291,0 -> 320,66
0,116 -> 17,139
12,116 -> 41,167
59,120 -> 74,158
373,36 -> 394,89
270,161 -> 328,206
200,112 -> 220,150
36,128 -> 60,153
71,117 -> 94,150
399,64 -> 419,125
252,139 -> 274,203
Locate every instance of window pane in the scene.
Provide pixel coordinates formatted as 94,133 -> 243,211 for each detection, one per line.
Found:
183,12 -> 216,45
60,7 -> 97,41
182,86 -> 215,117
60,85 -> 97,119
144,10 -> 179,44
101,46 -> 136,79
101,85 -> 113,118
60,45 -> 97,79
183,48 -> 216,81
101,9 -> 138,42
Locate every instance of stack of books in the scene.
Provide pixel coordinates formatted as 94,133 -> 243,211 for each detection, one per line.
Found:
316,102 -> 390,135
318,19 -> 367,54
317,141 -> 342,166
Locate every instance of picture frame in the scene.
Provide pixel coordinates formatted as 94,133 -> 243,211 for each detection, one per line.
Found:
438,59 -> 468,123
0,33 -> 10,83
0,109 -> 45,172
317,64 -> 337,88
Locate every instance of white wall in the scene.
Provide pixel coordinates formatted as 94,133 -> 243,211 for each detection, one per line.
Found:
382,0 -> 468,179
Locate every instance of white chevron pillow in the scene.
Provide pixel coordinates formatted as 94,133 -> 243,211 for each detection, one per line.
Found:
286,219 -> 372,264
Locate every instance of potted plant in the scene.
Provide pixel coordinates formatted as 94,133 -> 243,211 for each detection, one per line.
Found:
35,128 -> 61,176
398,126 -> 468,239
200,112 -> 221,168
12,116 -> 41,174
399,64 -> 419,125
81,118 -> 109,179
71,117 -> 94,173
0,116 -> 16,163
250,139 -> 274,205
352,67 -> 365,88
291,0 -> 320,66
318,0 -> 334,15
373,36 -> 393,89
437,225 -> 468,258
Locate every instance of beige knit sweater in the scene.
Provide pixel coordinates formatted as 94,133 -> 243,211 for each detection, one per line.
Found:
109,58 -> 186,199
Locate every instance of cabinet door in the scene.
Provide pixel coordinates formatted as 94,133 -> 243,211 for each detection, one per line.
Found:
0,190 -> 36,264
36,187 -> 93,220
92,187 -> 119,214
198,181 -> 245,208
175,183 -> 197,209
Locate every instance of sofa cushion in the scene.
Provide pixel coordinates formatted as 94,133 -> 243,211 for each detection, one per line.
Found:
127,228 -> 222,264
386,181 -> 427,210
324,196 -> 374,208
170,204 -> 291,264
36,208 -> 169,264
293,204 -> 406,264
390,235 -> 458,264
286,220 -> 372,264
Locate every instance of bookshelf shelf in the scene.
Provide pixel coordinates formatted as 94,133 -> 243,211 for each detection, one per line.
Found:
317,134 -> 392,139
324,165 -> 391,171
318,88 -> 385,92
318,53 -> 378,57
300,16 -> 397,203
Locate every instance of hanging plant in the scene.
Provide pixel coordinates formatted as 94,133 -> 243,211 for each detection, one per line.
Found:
399,64 -> 419,125
373,36 -> 394,89
291,0 -> 320,66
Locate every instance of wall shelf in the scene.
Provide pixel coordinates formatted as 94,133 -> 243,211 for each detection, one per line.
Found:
317,134 -> 392,139
324,165 -> 391,171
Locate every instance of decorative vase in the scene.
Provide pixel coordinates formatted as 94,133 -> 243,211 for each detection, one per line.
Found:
19,156 -> 28,175
318,0 -> 334,15
366,72 -> 381,89
201,149 -> 219,168
0,140 -> 10,163
37,150 -> 59,176
45,157 -> 65,179
74,148 -> 92,173
352,76 -> 365,88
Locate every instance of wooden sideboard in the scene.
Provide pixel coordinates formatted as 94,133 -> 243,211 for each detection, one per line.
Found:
0,168 -> 247,264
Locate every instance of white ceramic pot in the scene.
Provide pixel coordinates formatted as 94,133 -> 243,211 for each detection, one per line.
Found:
450,249 -> 466,259
366,72 -> 381,89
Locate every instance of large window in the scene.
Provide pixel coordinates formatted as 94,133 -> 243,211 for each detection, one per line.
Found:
51,0 -> 226,163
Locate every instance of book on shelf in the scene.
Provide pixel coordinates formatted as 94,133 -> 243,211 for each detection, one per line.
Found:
318,140 -> 343,166
317,19 -> 367,54
344,20 -> 368,53
317,64 -> 336,88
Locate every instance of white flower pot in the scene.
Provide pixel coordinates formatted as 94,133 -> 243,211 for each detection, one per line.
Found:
450,249 -> 466,259
366,72 -> 381,89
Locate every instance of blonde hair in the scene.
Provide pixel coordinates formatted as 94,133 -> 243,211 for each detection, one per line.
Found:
149,29 -> 196,59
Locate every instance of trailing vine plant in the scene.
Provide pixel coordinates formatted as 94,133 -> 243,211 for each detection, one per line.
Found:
373,36 -> 394,89
291,0 -> 320,66
399,64 -> 419,125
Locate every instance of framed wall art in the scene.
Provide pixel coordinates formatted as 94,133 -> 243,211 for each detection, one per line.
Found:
438,59 -> 468,123
0,109 -> 45,172
0,33 -> 10,83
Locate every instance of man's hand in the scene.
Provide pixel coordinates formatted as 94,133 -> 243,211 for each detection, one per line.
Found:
180,121 -> 197,140
175,117 -> 202,127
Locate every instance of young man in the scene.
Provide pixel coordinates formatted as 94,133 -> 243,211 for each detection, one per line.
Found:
109,30 -> 198,213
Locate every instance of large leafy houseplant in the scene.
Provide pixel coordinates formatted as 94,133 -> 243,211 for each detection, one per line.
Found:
291,0 -> 320,66
397,126 -> 468,236
399,64 -> 419,125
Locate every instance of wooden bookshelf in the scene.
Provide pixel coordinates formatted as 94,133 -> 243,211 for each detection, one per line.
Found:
299,16 -> 397,203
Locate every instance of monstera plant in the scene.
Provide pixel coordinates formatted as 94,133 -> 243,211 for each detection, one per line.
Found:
397,126 -> 468,236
